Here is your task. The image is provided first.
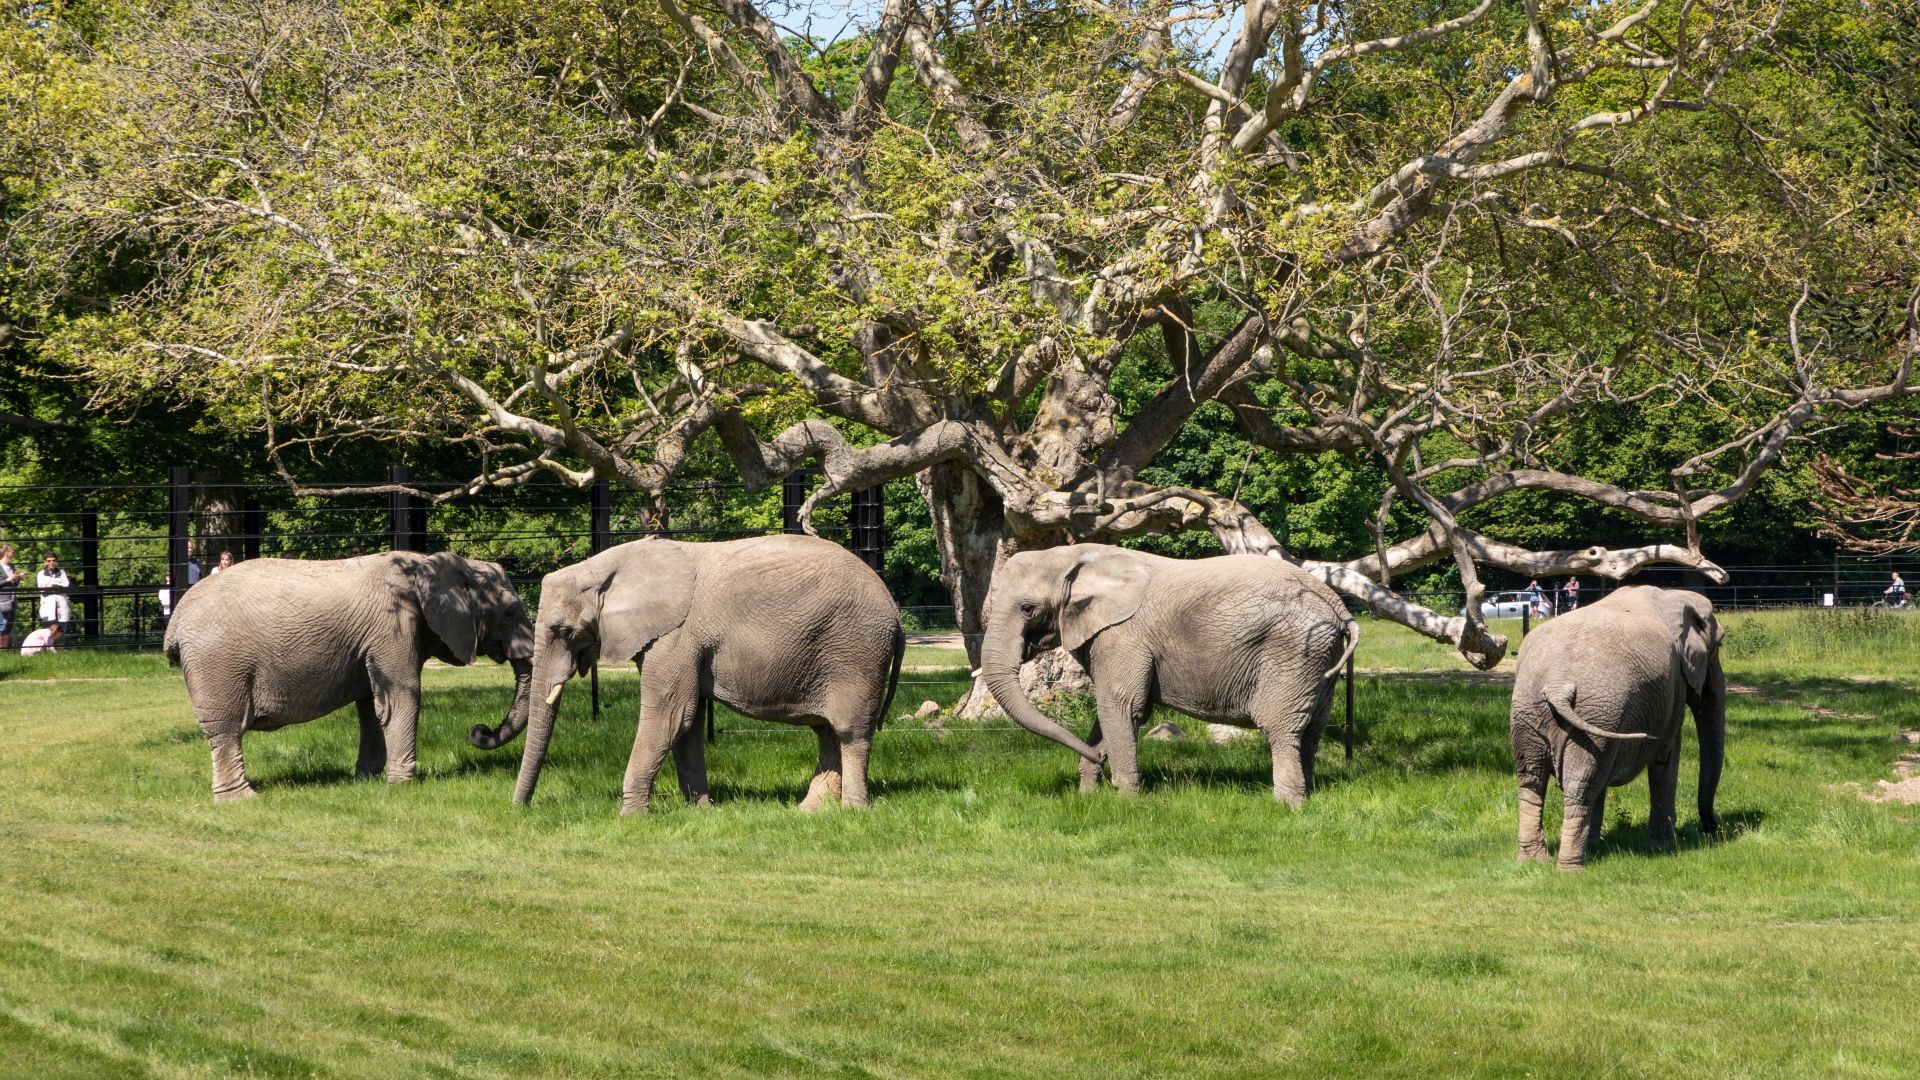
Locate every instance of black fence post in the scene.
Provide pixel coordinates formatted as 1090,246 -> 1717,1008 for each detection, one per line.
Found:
782,470 -> 807,534
242,497 -> 263,561
168,466 -> 192,613
1344,650 -> 1355,762
80,509 -> 100,645
851,485 -> 885,574
590,479 -> 610,719
389,465 -> 421,552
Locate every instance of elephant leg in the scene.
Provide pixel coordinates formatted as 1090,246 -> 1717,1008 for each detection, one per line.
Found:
1265,730 -> 1307,808
671,722 -> 712,808
374,684 -> 420,784
200,698 -> 255,803
354,697 -> 386,779
837,729 -> 872,808
622,669 -> 698,815
1078,718 -> 1106,794
798,726 -> 843,812
1648,747 -> 1680,851
1556,788 -> 1601,871
1516,784 -> 1551,863
1099,702 -> 1144,797
1512,716 -> 1553,863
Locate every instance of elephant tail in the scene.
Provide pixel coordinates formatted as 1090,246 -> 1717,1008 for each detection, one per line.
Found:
1323,614 -> 1360,681
1545,687 -> 1651,741
874,621 -> 906,732
163,620 -> 183,668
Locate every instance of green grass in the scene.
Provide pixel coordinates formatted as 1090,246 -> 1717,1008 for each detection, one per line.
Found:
3,618 -> 1918,1077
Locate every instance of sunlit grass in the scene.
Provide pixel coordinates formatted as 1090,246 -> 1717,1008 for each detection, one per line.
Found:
3,616 -> 1918,1076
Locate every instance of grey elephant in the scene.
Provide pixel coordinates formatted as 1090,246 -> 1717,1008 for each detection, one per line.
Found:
1508,584 -> 1725,869
165,552 -> 536,801
980,545 -> 1357,806
476,534 -> 904,814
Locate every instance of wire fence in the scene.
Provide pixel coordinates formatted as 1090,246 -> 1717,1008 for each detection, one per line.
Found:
2,471 -> 1914,657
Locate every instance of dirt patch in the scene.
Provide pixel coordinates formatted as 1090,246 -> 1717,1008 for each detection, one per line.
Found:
1724,682 -> 1876,722
1852,731 -> 1920,805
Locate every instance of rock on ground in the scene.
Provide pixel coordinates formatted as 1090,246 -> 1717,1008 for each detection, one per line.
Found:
1145,722 -> 1187,741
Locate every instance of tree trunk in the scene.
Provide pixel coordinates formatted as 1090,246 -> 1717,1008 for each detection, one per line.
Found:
918,461 -> 1007,669
916,461 -> 1092,717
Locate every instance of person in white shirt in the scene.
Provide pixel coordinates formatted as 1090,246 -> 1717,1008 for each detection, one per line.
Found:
1889,572 -> 1908,605
0,543 -> 20,650
20,621 -> 63,656
36,552 -> 71,627
211,550 -> 235,575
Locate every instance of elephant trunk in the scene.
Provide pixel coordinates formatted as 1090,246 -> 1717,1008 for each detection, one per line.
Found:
468,657 -> 534,750
1695,659 -> 1725,834
980,607 -> 1102,765
512,630 -> 573,806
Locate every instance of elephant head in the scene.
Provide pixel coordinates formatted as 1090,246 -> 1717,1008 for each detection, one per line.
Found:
383,553 -> 536,751
504,540 -> 697,805
1645,587 -> 1725,833
979,545 -> 1152,764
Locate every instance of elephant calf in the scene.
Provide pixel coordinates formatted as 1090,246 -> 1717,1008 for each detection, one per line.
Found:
166,552 -> 535,801
1509,585 -> 1725,869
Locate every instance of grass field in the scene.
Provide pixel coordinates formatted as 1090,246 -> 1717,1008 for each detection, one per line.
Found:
3,609 -> 1917,1077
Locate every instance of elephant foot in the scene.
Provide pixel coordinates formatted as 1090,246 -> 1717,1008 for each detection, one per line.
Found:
687,794 -> 714,809
383,772 -> 415,785
619,800 -> 651,816
798,774 -> 842,812
1556,859 -> 1587,872
213,783 -> 257,804
1517,845 -> 1551,865
1648,830 -> 1677,852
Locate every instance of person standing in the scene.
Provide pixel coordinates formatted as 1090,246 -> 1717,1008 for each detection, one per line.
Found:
1561,576 -> 1581,612
0,544 -> 21,650
1888,571 -> 1908,606
36,551 -> 71,629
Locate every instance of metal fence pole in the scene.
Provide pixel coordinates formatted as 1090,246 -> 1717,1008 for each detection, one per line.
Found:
852,485 -> 885,574
389,465 -> 418,552
242,496 -> 263,561
168,466 -> 192,612
79,509 -> 100,644
1344,650 -> 1355,762
782,470 -> 807,534
590,479 -> 610,719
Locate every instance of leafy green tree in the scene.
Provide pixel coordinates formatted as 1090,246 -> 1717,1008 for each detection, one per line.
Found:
8,0 -> 1917,672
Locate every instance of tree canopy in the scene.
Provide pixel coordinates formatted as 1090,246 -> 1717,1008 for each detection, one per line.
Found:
5,0 -> 1916,662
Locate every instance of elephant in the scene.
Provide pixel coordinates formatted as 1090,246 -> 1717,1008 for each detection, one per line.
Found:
478,534 -> 904,814
165,552 -> 536,801
1508,584 -> 1725,870
979,545 -> 1358,806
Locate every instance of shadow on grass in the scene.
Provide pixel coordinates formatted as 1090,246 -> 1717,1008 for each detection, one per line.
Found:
1588,808 -> 1766,863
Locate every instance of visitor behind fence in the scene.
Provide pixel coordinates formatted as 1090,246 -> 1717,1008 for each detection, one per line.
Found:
1562,576 -> 1580,612
0,544 -> 20,650
1890,571 -> 1908,604
36,552 -> 71,628
20,621 -> 63,656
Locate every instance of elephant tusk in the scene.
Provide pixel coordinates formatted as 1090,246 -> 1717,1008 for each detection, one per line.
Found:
545,683 -> 566,707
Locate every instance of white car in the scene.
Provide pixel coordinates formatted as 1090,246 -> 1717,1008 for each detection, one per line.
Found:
1474,591 -> 1552,620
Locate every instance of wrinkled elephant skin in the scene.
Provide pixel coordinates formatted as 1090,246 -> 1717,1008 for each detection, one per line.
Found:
1508,585 -> 1725,869
510,534 -> 904,814
165,552 -> 536,801
981,545 -> 1357,807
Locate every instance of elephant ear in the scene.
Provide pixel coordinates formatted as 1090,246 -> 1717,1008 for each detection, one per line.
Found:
595,540 -> 697,663
1679,607 -> 1721,697
1058,549 -> 1152,652
412,553 -> 480,665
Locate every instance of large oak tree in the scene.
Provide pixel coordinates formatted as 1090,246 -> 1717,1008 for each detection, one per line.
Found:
11,0 -> 1918,667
